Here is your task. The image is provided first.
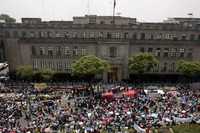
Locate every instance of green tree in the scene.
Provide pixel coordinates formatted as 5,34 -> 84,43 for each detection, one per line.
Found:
128,53 -> 159,74
72,55 -> 110,77
16,65 -> 34,80
34,69 -> 54,81
0,14 -> 16,23
176,60 -> 200,77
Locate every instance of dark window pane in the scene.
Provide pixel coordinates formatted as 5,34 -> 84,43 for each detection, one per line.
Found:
110,47 -> 117,57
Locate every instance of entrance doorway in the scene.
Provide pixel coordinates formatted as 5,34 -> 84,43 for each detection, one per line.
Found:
107,67 -> 118,82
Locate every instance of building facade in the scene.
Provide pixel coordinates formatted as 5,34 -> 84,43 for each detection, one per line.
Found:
0,15 -> 200,81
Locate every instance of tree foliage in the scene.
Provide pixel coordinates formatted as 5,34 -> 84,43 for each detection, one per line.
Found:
0,14 -> 16,23
72,55 -> 110,76
16,65 -> 34,80
176,60 -> 200,76
16,65 -> 54,81
38,69 -> 54,81
128,53 -> 159,74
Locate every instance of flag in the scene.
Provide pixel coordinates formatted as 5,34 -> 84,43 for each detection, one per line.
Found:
114,0 -> 116,9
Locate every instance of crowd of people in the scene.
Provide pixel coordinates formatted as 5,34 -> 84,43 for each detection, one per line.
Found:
0,82 -> 200,133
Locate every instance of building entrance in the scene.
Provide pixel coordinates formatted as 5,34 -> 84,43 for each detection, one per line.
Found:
107,67 -> 118,82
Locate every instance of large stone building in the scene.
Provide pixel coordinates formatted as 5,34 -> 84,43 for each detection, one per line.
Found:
0,15 -> 200,81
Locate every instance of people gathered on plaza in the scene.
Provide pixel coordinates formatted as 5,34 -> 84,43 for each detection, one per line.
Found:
0,81 -> 200,133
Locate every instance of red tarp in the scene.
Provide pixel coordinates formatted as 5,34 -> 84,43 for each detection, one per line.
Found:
123,90 -> 137,97
102,92 -> 114,99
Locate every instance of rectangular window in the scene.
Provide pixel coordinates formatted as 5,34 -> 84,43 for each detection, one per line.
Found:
163,48 -> 169,57
181,34 -> 187,40
115,32 -> 120,39
162,62 -> 168,72
148,48 -> 153,53
57,62 -> 62,71
64,62 -> 71,73
30,32 -> 35,38
55,46 -> 62,56
109,47 -> 117,58
39,31 -> 47,38
40,60 -> 45,69
155,48 -> 161,57
173,35 -> 178,41
83,32 -> 87,39
81,49 -> 87,56
89,32 -> 95,38
48,61 -> 52,69
72,32 -> 78,38
64,62 -> 68,70
73,47 -> 78,56
150,34 -> 154,40
153,64 -> 159,72
140,33 -> 145,40
39,47 -> 45,56
124,32 -> 129,39
64,32 -> 70,38
187,48 -> 193,58
48,31 -> 55,38
33,60 -> 38,70
98,32 -> 104,39
64,47 -> 71,56
48,47 -> 53,57
89,17 -> 96,24
170,62 -> 175,72
107,32 -> 112,39
170,48 -> 177,57
179,48 -> 185,58
156,33 -> 162,40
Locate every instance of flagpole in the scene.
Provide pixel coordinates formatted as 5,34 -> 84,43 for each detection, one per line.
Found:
113,0 -> 116,25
